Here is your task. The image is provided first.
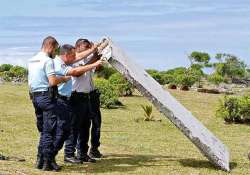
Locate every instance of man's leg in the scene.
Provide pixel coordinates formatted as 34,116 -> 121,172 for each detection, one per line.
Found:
89,92 -> 102,158
62,98 -> 81,164
38,96 -> 58,171
32,97 -> 44,169
76,99 -> 96,163
64,113 -> 78,157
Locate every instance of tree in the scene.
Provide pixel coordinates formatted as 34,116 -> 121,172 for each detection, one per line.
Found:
214,53 -> 247,80
188,51 -> 210,65
190,64 -> 204,87
208,73 -> 225,86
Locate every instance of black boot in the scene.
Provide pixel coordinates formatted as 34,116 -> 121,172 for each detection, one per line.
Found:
89,148 -> 103,158
42,159 -> 53,171
77,154 -> 96,163
51,158 -> 61,171
64,156 -> 82,164
35,154 -> 44,169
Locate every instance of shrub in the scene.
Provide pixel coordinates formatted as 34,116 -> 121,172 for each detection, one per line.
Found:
0,64 -> 27,82
162,73 -> 175,84
146,69 -> 165,85
216,96 -> 241,123
0,71 -> 12,81
208,73 -> 225,86
216,94 -> 250,123
0,64 -> 13,72
175,71 -> 197,87
95,65 -> 117,79
239,95 -> 250,121
109,72 -> 133,96
94,78 -> 120,108
141,105 -> 154,121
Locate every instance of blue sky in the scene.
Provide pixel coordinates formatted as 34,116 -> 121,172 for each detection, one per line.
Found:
0,0 -> 249,70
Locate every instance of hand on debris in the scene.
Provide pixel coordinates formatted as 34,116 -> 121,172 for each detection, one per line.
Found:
94,59 -> 105,67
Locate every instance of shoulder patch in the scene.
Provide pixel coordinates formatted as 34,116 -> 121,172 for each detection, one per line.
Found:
29,60 -> 40,63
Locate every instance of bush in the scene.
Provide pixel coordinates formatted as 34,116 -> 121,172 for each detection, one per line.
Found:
94,78 -> 120,108
95,65 -> 117,79
109,72 -> 133,96
175,70 -> 197,87
9,66 -> 27,77
146,69 -> 165,85
216,94 -> 250,123
162,73 -> 175,84
0,64 -> 13,72
0,71 -> 12,81
208,73 -> 225,86
239,95 -> 250,120
0,64 -> 27,82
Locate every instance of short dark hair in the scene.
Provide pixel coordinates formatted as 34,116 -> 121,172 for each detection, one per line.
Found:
41,36 -> 58,49
75,38 -> 91,49
59,44 -> 75,55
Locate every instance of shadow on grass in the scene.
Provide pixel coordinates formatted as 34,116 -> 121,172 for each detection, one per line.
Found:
62,154 -> 234,174
179,158 -> 237,171
62,154 -> 178,174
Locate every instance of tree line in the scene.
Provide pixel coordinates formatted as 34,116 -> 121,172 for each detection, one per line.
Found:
0,51 -> 249,108
147,51 -> 250,88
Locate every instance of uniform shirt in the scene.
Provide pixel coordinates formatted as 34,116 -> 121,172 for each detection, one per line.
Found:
72,56 -> 95,93
53,56 -> 73,97
28,52 -> 55,92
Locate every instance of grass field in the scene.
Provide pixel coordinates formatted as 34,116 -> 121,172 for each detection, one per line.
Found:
1,83 -> 250,175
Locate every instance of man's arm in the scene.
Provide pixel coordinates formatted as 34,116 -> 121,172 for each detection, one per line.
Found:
67,60 -> 103,77
83,40 -> 109,65
74,43 -> 99,63
45,59 -> 71,86
85,52 -> 101,65
48,75 -> 71,86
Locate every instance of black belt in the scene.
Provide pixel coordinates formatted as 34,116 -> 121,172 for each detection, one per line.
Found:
72,91 -> 90,99
58,94 -> 71,101
32,91 -> 49,97
72,89 -> 99,96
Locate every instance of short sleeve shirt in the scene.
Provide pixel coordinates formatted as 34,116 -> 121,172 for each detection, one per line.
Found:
28,52 -> 55,92
53,56 -> 73,97
71,56 -> 95,93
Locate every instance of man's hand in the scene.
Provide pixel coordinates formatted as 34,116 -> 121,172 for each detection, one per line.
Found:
90,42 -> 101,52
93,59 -> 105,67
63,76 -> 71,82
97,39 -> 109,53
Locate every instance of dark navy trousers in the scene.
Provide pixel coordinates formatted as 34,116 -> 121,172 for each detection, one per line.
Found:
32,94 -> 58,160
64,90 -> 101,157
32,94 -> 72,160
54,97 -> 72,156
89,91 -> 102,150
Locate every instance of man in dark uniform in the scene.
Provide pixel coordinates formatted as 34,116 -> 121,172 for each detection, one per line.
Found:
28,36 -> 70,171
64,39 -> 105,164
53,44 -> 103,164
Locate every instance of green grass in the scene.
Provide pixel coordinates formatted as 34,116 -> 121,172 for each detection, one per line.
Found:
1,84 -> 250,174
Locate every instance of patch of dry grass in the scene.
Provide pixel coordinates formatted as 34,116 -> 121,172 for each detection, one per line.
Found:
1,84 -> 250,174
